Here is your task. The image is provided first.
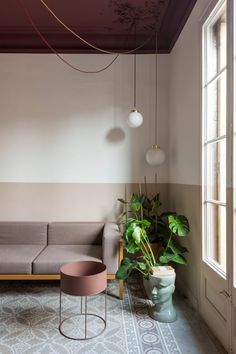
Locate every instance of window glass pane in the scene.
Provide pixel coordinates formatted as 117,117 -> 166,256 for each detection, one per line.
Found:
206,139 -> 226,202
206,203 -> 226,272
206,70 -> 226,141
206,5 -> 226,81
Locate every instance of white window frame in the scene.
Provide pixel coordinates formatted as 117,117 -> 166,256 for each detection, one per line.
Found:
202,0 -> 228,278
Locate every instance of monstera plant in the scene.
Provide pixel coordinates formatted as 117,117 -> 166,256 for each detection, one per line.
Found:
116,193 -> 190,280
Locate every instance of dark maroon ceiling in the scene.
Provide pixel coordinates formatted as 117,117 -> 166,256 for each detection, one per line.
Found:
0,0 -> 197,54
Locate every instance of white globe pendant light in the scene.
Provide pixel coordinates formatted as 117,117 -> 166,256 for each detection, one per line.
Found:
128,109 -> 143,128
146,32 -> 165,166
146,144 -> 165,165
127,53 -> 143,128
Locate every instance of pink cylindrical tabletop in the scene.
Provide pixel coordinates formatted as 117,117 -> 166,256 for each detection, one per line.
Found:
60,261 -> 107,296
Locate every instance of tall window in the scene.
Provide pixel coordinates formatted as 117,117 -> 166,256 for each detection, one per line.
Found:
202,1 -> 227,274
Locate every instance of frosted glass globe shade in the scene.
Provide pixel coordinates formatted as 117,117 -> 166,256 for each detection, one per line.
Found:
128,109 -> 143,128
146,145 -> 165,166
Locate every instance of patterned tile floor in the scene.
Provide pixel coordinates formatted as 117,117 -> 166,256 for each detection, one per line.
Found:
0,278 -> 226,354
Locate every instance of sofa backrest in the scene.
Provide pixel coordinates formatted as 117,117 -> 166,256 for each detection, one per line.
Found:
0,222 -> 48,245
48,222 -> 104,245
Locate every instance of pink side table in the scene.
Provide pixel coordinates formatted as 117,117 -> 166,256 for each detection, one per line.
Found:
59,261 -> 107,340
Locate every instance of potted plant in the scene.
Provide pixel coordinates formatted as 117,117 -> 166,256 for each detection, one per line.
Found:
116,192 -> 190,322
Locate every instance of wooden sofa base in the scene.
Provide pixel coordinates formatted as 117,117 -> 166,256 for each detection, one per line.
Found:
0,274 -> 124,299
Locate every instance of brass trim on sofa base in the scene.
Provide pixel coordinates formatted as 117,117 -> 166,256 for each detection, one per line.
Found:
0,274 -> 61,280
0,273 -> 124,299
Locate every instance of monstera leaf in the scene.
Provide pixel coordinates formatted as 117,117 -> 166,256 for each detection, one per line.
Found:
124,223 -> 147,253
159,253 -> 176,263
132,226 -> 142,245
168,238 -> 188,254
124,223 -> 139,253
116,258 -> 147,280
158,236 -> 188,266
159,253 -> 187,265
116,258 -> 136,279
125,222 -> 138,240
172,254 -> 187,264
168,215 -> 190,237
125,241 -> 140,254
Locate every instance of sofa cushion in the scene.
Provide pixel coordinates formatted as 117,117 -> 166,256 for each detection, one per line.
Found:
33,245 -> 102,274
48,222 -> 104,245
0,245 -> 45,274
0,222 -> 48,245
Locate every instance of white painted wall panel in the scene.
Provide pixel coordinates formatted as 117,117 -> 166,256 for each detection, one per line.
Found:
168,0 -> 212,186
0,54 -> 169,183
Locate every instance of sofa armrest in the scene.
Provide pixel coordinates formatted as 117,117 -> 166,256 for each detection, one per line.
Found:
102,222 -> 121,274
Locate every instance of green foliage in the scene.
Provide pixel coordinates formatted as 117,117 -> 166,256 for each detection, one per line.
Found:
157,216 -> 189,266
124,221 -> 149,254
168,238 -> 188,255
116,257 -> 147,280
159,253 -> 187,265
116,258 -> 137,279
168,215 -> 190,236
115,190 -> 190,280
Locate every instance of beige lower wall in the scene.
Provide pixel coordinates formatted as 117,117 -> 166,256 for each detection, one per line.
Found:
0,183 -> 168,222
168,183 -> 201,309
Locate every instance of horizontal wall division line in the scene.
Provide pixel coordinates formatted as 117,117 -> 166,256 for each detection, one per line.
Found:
0,182 -> 169,222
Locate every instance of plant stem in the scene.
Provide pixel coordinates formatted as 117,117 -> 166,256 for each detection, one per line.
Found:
134,267 -> 147,276
144,176 -> 147,196
140,240 -> 152,266
164,231 -> 173,254
142,232 -> 156,266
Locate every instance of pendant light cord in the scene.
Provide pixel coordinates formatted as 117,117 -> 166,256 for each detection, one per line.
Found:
39,0 -> 151,55
155,31 -> 158,145
17,0 -> 119,74
134,53 -> 136,108
133,22 -> 137,108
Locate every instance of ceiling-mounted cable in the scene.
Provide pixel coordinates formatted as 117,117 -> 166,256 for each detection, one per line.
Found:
18,0 -> 119,74
39,0 -> 151,55
145,31 -> 166,166
134,52 -> 136,108
127,22 -> 143,128
154,31 -> 158,145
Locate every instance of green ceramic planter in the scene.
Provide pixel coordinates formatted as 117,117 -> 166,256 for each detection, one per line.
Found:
143,267 -> 177,323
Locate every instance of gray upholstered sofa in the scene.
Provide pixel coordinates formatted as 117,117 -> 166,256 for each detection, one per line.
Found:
0,222 -> 123,298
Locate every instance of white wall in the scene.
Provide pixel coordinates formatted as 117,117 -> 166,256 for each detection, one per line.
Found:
0,53 -> 169,184
169,0 -> 212,186
168,0 -> 212,307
